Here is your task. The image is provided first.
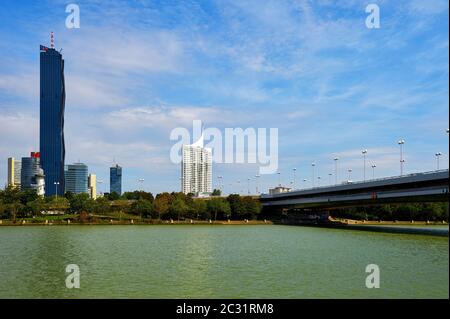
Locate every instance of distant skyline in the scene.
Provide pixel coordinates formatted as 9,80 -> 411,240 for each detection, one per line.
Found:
0,0 -> 448,194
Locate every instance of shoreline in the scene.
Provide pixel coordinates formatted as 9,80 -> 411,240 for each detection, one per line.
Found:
1,219 -> 448,237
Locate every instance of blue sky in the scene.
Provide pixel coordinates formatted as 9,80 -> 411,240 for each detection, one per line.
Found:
0,0 -> 448,194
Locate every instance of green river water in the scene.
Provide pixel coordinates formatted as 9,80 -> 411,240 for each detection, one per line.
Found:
0,225 -> 448,298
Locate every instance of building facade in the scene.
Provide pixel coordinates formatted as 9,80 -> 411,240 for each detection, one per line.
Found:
110,164 -> 122,195
7,157 -> 21,188
88,174 -> 97,199
40,44 -> 65,196
21,152 -> 45,196
65,163 -> 88,194
181,135 -> 212,195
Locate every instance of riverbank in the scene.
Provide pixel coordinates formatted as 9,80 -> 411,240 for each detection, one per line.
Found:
0,219 -> 273,226
278,217 -> 449,237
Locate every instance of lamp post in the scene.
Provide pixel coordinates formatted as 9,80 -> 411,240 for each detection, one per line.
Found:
328,173 -> 333,185
317,176 -> 321,187
255,175 -> 260,194
371,164 -> 376,179
218,176 -> 223,193
54,182 -> 60,200
435,152 -> 442,170
311,163 -> 316,187
362,149 -> 368,181
247,178 -> 251,195
138,178 -> 144,191
333,157 -> 339,185
277,171 -> 281,187
303,179 -> 307,188
292,168 -> 297,190
97,180 -> 103,196
348,169 -> 352,181
398,139 -> 405,176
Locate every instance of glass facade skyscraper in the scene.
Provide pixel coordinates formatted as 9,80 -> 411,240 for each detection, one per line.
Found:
21,152 -> 45,196
65,163 -> 88,194
40,45 -> 65,196
110,164 -> 122,195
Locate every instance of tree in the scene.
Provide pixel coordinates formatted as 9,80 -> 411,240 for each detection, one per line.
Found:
242,196 -> 261,219
188,199 -> 207,219
207,198 -> 231,220
153,192 -> 172,219
107,192 -> 120,201
26,197 -> 47,216
69,193 -> 93,214
227,194 -> 246,219
92,197 -> 111,215
130,199 -> 153,219
211,189 -> 221,196
169,197 -> 189,220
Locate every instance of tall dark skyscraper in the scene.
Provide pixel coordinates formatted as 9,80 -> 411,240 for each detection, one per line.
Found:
40,39 -> 65,196
110,164 -> 122,195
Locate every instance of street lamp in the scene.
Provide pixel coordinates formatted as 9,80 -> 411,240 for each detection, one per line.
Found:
317,176 -> 321,187
138,178 -> 144,191
292,168 -> 297,190
398,139 -> 405,176
347,169 -> 352,181
303,179 -> 307,188
328,173 -> 333,185
311,163 -> 316,187
333,157 -> 339,185
218,176 -> 223,193
255,175 -> 260,194
277,171 -> 281,186
371,164 -> 376,179
362,149 -> 368,181
435,152 -> 442,170
247,178 -> 251,195
54,182 -> 60,200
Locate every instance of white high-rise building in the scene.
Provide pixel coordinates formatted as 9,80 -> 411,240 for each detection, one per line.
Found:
181,134 -> 212,195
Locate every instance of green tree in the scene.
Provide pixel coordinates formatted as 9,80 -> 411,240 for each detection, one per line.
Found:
26,197 -> 47,216
69,193 -> 93,214
241,196 -> 261,219
211,189 -> 221,196
153,192 -> 172,219
188,199 -> 207,219
92,197 -> 111,215
227,194 -> 246,219
130,199 -> 153,219
169,197 -> 189,220
207,198 -> 231,220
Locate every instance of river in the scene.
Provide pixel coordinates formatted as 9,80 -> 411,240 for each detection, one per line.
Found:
0,225 -> 448,298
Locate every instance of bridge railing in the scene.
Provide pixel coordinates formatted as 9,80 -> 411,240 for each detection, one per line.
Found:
262,169 -> 449,196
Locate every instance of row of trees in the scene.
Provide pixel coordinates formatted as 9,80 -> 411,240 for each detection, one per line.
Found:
0,187 -> 260,221
329,203 -> 449,221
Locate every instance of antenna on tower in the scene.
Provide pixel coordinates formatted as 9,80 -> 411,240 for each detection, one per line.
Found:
50,31 -> 54,49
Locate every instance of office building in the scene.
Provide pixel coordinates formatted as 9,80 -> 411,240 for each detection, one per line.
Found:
110,164 -> 122,195
88,174 -> 97,199
40,39 -> 66,196
181,134 -> 212,195
65,163 -> 88,194
21,152 -> 45,196
7,157 -> 21,188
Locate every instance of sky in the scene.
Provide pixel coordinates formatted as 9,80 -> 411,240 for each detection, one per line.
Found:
0,0 -> 448,195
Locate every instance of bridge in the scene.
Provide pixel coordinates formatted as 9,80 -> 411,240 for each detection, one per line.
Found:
260,170 -> 449,209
